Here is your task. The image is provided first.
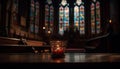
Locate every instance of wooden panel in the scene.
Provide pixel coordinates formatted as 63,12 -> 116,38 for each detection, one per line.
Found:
0,37 -> 19,45
27,40 -> 43,46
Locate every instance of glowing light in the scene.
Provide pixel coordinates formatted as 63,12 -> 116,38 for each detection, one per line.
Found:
61,0 -> 67,6
43,27 -> 45,29
76,0 -> 82,5
48,31 -> 51,34
109,20 -> 112,24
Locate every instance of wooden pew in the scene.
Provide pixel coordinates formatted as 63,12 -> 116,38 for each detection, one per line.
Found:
26,40 -> 44,46
0,45 -> 34,53
0,37 -> 19,45
0,45 -> 51,53
0,37 -> 50,53
0,37 -> 44,46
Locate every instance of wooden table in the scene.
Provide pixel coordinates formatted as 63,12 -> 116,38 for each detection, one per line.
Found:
0,53 -> 120,68
0,53 -> 120,63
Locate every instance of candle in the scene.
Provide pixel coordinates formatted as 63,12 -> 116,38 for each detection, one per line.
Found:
54,46 -> 63,54
50,40 -> 66,58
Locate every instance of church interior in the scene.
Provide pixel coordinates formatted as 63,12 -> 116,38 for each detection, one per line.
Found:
0,0 -> 120,67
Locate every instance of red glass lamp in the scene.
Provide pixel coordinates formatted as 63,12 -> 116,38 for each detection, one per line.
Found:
50,40 -> 66,58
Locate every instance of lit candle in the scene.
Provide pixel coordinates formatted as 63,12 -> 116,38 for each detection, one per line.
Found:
53,45 -> 64,55
109,19 -> 112,24
50,40 -> 65,58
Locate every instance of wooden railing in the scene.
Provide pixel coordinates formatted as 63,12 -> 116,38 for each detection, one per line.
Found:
0,33 -> 110,53
85,33 -> 110,53
86,33 -> 110,42
0,37 -> 51,53
0,37 -> 20,45
0,37 -> 44,46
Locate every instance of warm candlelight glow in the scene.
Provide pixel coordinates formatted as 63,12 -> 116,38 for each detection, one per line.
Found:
43,27 -> 45,29
54,47 -> 63,54
109,20 -> 112,24
57,44 -> 60,47
48,31 -> 51,34
50,40 -> 66,58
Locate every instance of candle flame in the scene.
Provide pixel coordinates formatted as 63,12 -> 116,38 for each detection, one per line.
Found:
109,20 -> 112,24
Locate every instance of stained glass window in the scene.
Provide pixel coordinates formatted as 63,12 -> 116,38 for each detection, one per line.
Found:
30,0 -> 40,34
91,0 -> 101,34
45,0 -> 54,34
64,6 -> 69,31
59,0 -> 69,35
74,0 -> 85,35
45,4 -> 49,33
80,4 -> 85,34
50,6 -> 54,33
74,6 -> 79,31
35,2 -> 39,34
96,1 -> 100,34
30,0 -> 35,33
30,24 -> 34,32
59,6 -> 64,35
91,3 -> 95,34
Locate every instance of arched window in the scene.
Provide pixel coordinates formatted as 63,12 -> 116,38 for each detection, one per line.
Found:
30,0 -> 35,33
59,0 -> 69,35
11,0 -> 19,25
45,0 -> 54,34
74,0 -> 85,35
35,2 -> 39,34
96,1 -> 101,34
30,0 -> 40,34
91,0 -> 101,34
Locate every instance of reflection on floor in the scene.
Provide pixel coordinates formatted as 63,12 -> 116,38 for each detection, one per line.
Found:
0,53 -> 120,63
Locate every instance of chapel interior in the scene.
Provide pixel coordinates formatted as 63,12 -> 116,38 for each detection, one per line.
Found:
0,0 -> 120,67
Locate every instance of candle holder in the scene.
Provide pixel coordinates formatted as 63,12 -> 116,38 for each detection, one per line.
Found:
50,40 -> 66,58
